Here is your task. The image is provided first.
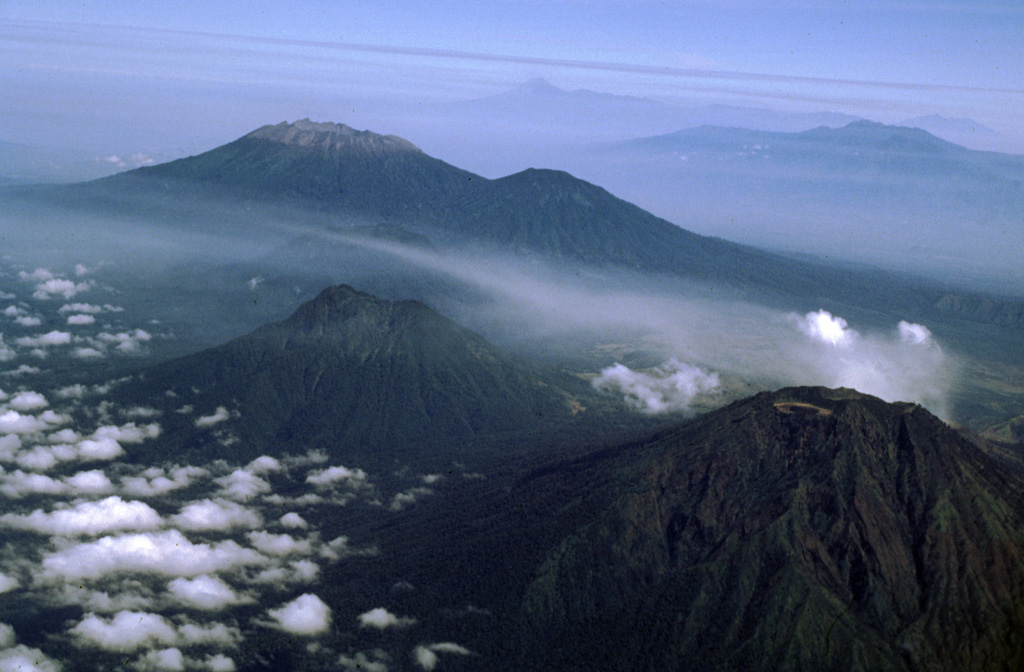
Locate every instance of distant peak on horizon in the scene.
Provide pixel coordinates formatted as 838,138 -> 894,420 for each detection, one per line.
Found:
517,77 -> 564,93
246,119 -> 422,154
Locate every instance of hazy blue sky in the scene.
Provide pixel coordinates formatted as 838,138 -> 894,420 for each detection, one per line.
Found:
3,0 -> 1024,159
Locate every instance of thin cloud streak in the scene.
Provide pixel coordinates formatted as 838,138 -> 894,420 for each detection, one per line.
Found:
6,18 -> 1022,98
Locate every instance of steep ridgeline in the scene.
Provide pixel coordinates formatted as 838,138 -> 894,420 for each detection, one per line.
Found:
482,387 -> 1024,671
119,285 -> 612,466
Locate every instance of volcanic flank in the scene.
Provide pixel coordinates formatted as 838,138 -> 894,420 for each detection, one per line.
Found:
117,285 -> 617,467
397,386 -> 1024,671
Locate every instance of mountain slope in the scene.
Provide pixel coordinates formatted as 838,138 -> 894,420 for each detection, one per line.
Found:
437,387 -> 1024,671
119,285 -> 613,466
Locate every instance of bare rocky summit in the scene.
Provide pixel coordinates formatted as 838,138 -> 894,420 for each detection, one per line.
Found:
247,119 -> 422,155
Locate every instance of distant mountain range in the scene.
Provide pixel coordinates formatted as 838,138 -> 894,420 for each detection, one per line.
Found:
25,119 -> 974,310
566,120 -> 1024,287
384,386 -> 1024,671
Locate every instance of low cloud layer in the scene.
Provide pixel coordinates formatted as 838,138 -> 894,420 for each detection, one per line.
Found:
593,358 -> 720,415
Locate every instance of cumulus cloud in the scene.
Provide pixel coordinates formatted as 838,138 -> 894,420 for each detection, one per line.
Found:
7,391 -> 48,412
246,531 -> 313,557
0,645 -> 62,672
71,611 -> 177,652
65,469 -> 115,494
795,310 -> 857,348
337,651 -> 388,672
71,611 -> 240,655
388,487 -> 434,512
32,278 -> 92,300
202,654 -> 236,672
593,357 -> 720,414
167,575 -> 249,611
0,336 -> 13,362
898,320 -> 933,346
412,643 -> 472,670
245,456 -> 281,474
305,465 -> 368,489
121,466 -> 207,497
265,593 -> 331,636
39,530 -> 266,581
171,499 -> 262,532
790,311 -> 951,415
131,648 -> 184,672
95,329 -> 152,354
14,331 -> 71,348
213,470 -> 271,501
357,608 -> 417,630
66,314 -> 96,326
0,573 -> 19,594
195,406 -> 236,429
279,513 -> 307,529
0,497 -> 163,536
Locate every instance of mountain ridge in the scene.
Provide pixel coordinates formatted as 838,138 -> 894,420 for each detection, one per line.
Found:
490,386 -> 1024,670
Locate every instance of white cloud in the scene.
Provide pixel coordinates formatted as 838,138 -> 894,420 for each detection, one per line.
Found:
33,278 -> 92,300
95,329 -> 152,354
388,487 -> 434,512
0,411 -> 48,435
18,269 -> 53,282
279,513 -> 307,529
0,336 -> 14,362
202,655 -> 236,672
0,573 -> 19,594
167,575 -> 248,611
795,310 -> 856,348
0,470 -> 65,498
412,643 -> 472,670
0,623 -> 14,648
93,423 -> 161,444
73,347 -> 105,359
76,437 -> 123,461
336,652 -> 388,672
0,645 -> 62,672
265,593 -> 331,636
357,608 -> 417,630
246,531 -> 312,557
132,648 -> 184,672
898,321 -> 934,346
39,529 -> 266,581
245,455 -> 281,474
120,466 -> 207,498
7,391 -> 48,412
175,622 -> 241,648
305,465 -> 368,489
171,499 -> 262,532
790,311 -> 952,415
0,496 -> 163,536
593,357 -> 720,415
319,536 -> 379,561
67,314 -> 96,326
65,469 -> 115,494
71,611 -> 177,652
14,316 -> 41,327
194,407 -> 232,429
214,470 -> 271,501
15,331 -> 71,348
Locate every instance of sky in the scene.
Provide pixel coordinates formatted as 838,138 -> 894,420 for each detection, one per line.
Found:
3,0 -> 1024,162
